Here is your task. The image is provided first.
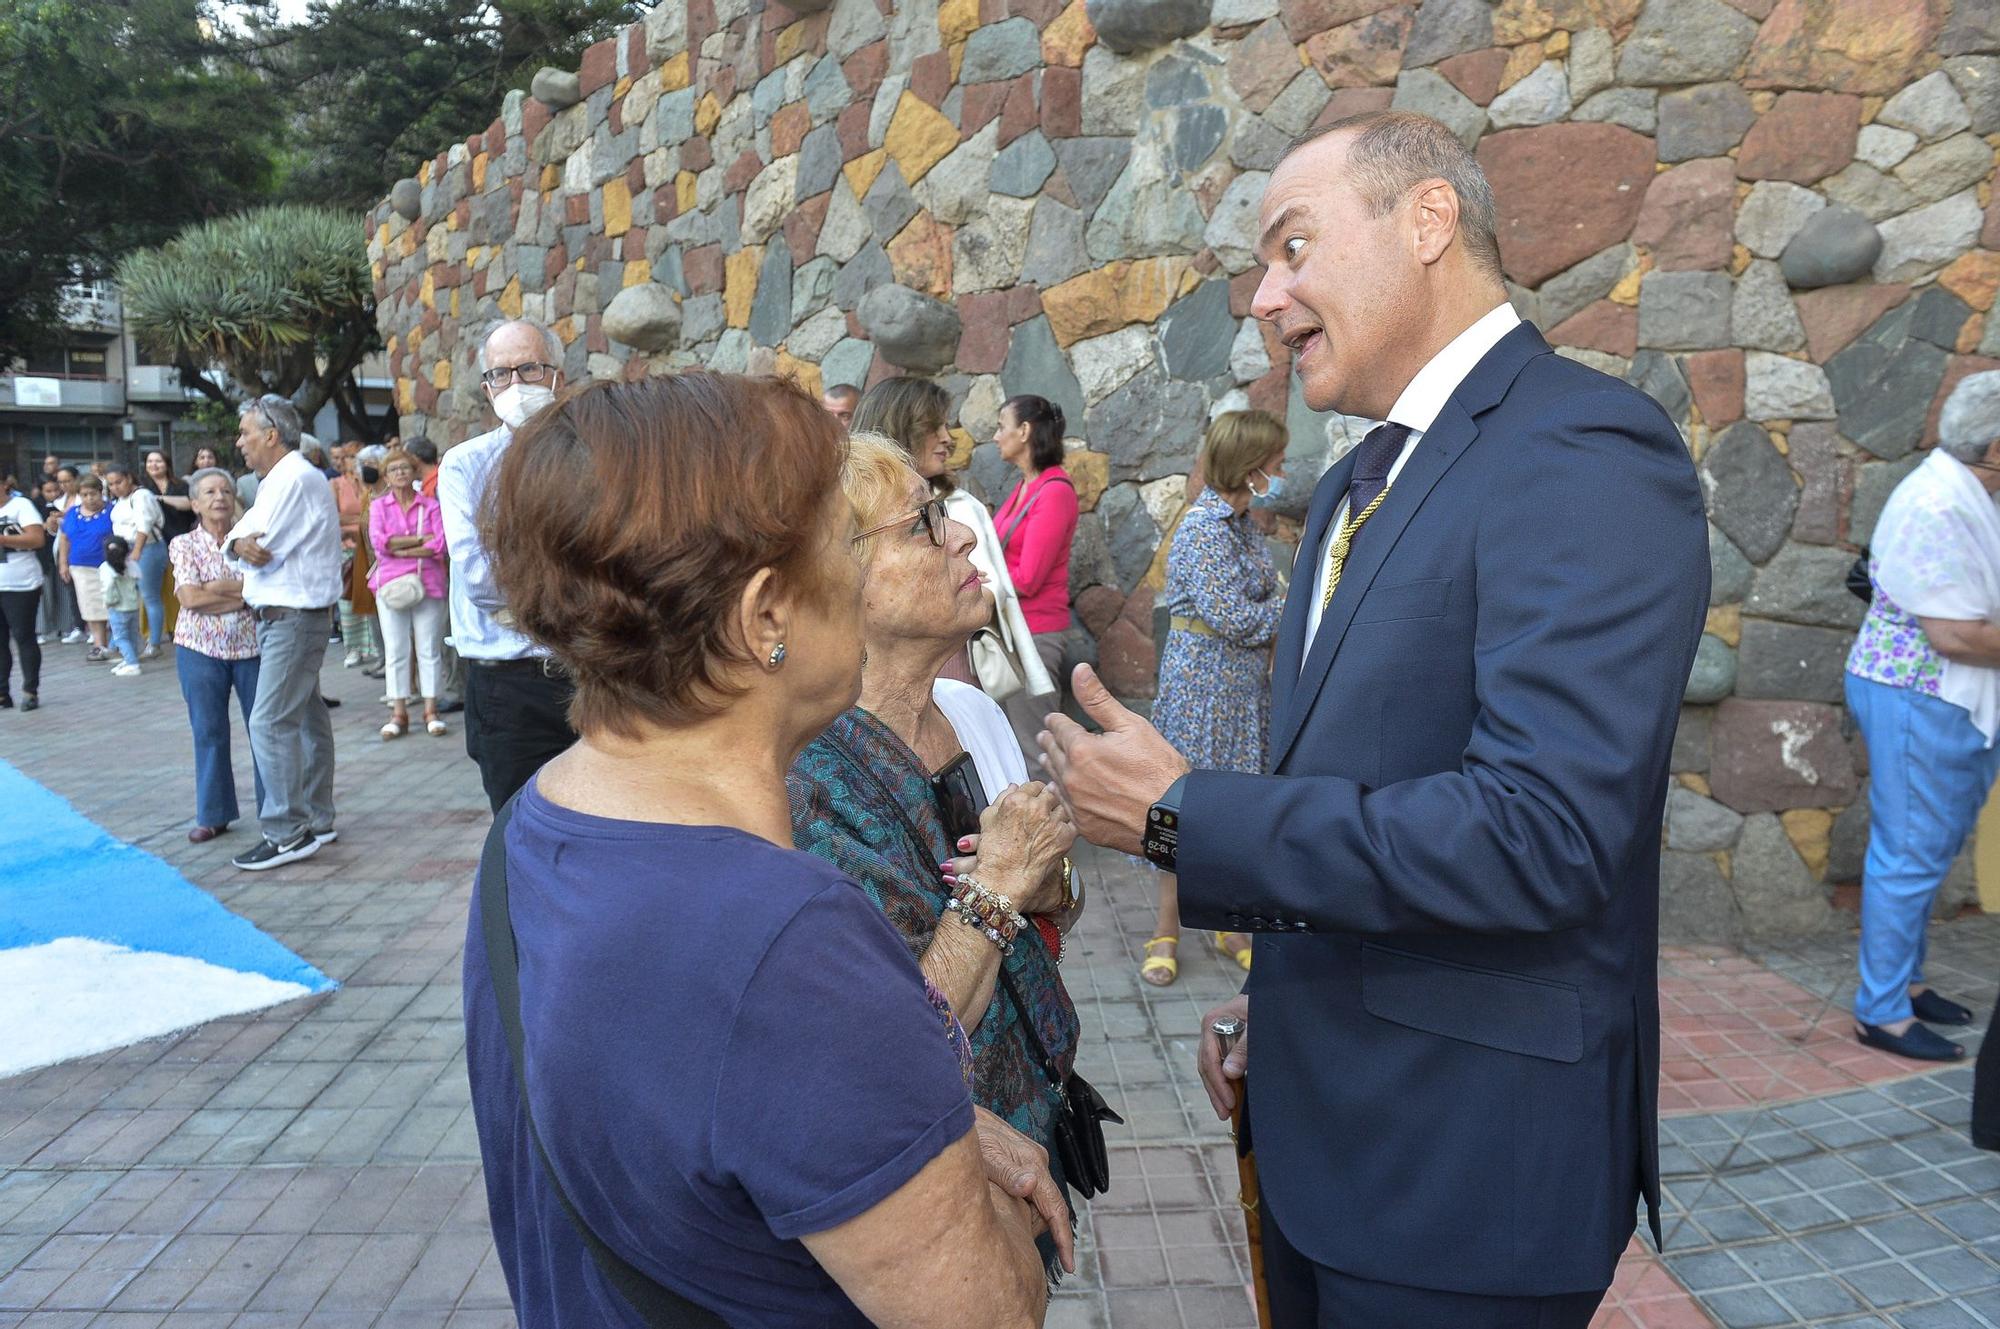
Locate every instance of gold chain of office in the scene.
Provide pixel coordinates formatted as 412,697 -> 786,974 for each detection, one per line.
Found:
1321,489 -> 1390,610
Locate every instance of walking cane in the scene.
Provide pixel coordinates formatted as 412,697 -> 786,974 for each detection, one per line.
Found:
1213,1015 -> 1273,1328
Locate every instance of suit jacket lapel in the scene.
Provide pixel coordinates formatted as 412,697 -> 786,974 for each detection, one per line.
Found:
1270,450 -> 1356,726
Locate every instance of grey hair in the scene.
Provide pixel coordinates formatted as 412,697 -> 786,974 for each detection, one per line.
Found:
477,319 -> 562,372
1937,370 -> 2000,463
186,467 -> 234,496
240,394 -> 303,450
356,444 -> 388,466
1284,110 -> 1503,280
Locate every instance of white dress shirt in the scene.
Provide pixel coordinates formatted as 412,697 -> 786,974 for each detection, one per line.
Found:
1301,302 -> 1522,656
225,448 -> 345,610
437,424 -> 540,660
111,487 -> 162,550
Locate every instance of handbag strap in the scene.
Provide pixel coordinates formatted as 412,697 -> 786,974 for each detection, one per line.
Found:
999,474 -> 1075,551
476,798 -> 727,1328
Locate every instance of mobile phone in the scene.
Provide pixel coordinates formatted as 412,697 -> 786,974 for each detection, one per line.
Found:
930,751 -> 989,841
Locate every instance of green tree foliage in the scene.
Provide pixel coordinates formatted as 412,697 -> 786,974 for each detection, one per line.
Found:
118,205 -> 391,440
0,0 -> 281,363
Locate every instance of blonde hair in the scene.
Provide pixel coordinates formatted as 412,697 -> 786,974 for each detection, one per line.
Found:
842,430 -> 924,564
1203,410 -> 1288,493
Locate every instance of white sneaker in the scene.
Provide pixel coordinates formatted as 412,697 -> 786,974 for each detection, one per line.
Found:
60,629 -> 84,645
111,663 -> 141,677
343,651 -> 362,668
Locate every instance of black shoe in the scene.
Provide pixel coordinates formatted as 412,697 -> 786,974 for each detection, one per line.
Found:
232,830 -> 322,871
438,698 -> 464,714
1911,989 -> 1975,1026
19,694 -> 36,712
1856,1022 -> 1966,1061
0,694 -> 11,709
321,694 -> 342,709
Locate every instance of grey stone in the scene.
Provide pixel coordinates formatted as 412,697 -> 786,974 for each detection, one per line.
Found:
820,337 -> 876,393
1628,350 -> 1693,427
1173,104 -> 1232,171
1390,69 -> 1486,149
1850,454 -> 1924,546
747,242 -> 793,347
1745,545 -> 1867,629
1080,47 -> 1149,136
1778,206 -> 1882,289
1205,170 -> 1270,273
1054,138 -> 1133,215
1069,511 -> 1120,595
1073,325 -> 1154,403
1855,123 -> 1920,171
861,162 -> 920,248
802,56 -> 851,126
681,292 -> 726,345
1660,849 -> 1742,946
960,16 -> 1041,83
1878,70 -> 1973,142
917,122 -> 998,225
1212,0 -> 1278,25
1262,72 -> 1332,139
1487,61 -> 1571,129
857,284 -> 960,374
867,73 -> 910,150
1674,706 -> 1713,773
1667,786 -> 1745,851
1639,271 -> 1734,351
1827,787 -> 1869,883
1736,620 -> 1853,702
1942,2 -> 2000,57
390,178 -> 421,221
1231,115 -> 1292,170
1002,315 -> 1086,439
1685,634 -> 1737,703
1909,284 -> 1975,348
992,131 -> 1057,197
1146,53 -> 1211,108
953,195 -> 1034,293
1703,421 -> 1799,564
707,327 -> 754,373
1732,814 -> 1838,937
1820,162 -> 1918,222
601,283 -> 682,352
1401,0 -> 1493,68
1894,132 -> 1995,206
827,0 -> 887,60
1710,524 -> 1754,605
1572,87 -> 1657,134
1540,244 -> 1634,330
1940,370 -> 2000,455
1085,0 -> 1211,54
1945,56 -> 2000,134
797,124 -> 844,200
1098,483 -> 1159,590
741,157 -> 797,246
1023,197 -> 1091,287
1874,189 -> 1984,282
1619,0 -> 1759,86
643,2 -> 686,61
1159,281 -> 1234,382
789,306 -> 849,361
793,256 -> 838,322
816,178 -> 871,264
1745,352 -> 1836,422
532,66 -> 581,109
1088,365 -> 1208,482
1567,26 -> 1615,105
1824,302 -> 1951,460
1736,181 -> 1827,259
1732,261 -> 1806,353
1230,319 -> 1271,383
963,441 -> 1014,505
1085,138 -> 1208,262
534,103 -> 590,166
752,67 -> 788,131
1657,81 -> 1757,162
655,87 -> 696,145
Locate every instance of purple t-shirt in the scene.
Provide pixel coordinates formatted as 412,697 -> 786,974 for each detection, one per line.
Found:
464,780 -> 976,1327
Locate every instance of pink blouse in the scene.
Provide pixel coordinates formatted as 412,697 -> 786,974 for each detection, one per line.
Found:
992,466 -> 1078,635
367,491 -> 447,599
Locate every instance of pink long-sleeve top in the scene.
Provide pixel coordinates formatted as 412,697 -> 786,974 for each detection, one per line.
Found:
367,490 -> 447,600
992,466 -> 1078,635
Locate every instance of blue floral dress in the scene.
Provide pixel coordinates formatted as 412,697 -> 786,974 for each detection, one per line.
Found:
1153,488 -> 1286,775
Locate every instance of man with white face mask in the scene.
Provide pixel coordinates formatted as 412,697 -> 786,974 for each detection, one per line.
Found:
438,319 -> 578,811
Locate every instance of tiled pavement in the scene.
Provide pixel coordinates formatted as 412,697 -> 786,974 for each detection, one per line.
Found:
1,641 -> 1997,1327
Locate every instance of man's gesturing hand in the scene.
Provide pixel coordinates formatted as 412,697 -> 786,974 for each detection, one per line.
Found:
972,1106 -> 1074,1273
1035,664 -> 1189,857
1197,995 -> 1250,1120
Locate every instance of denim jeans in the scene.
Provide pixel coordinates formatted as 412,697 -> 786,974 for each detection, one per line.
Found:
108,608 -> 142,664
138,538 -> 168,649
177,647 -> 263,828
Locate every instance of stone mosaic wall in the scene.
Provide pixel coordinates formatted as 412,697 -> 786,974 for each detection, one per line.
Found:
371,0 -> 2000,940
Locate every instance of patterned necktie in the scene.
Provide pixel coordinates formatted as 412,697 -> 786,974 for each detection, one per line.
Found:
1322,422 -> 1413,610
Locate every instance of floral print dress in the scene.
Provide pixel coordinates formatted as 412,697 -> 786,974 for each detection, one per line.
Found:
1153,488 -> 1287,776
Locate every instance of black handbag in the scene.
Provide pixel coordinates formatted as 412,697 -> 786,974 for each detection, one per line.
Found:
1847,546 -> 1874,602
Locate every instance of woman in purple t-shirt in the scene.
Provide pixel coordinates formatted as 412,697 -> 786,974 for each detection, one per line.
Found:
463,372 -> 1069,1328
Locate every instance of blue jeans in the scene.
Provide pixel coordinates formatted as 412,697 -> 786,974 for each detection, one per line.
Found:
108,608 -> 142,664
138,539 -> 168,649
1845,674 -> 2000,1026
177,647 -> 263,828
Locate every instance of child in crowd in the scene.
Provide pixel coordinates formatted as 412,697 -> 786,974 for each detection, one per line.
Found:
99,536 -> 143,677
59,476 -> 114,657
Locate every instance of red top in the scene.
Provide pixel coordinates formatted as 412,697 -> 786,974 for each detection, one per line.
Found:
992,466 -> 1078,635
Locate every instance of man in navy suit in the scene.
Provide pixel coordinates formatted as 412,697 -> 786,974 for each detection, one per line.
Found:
1041,111 -> 1709,1326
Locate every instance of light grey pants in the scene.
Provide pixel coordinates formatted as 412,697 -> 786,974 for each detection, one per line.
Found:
249,607 -> 336,843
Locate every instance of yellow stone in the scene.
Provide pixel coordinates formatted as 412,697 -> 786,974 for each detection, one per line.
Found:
396,378 -> 416,414
1607,253 -> 1651,306
420,160 -> 432,186
1041,0 -> 1096,68
887,210 -> 956,300
375,222 -> 389,250
884,91 -> 960,185
614,74 -> 631,99
603,177 -> 632,237
1544,29 -> 1569,56
1781,809 -> 1834,880
472,152 -> 489,192
553,316 -> 576,345
939,0 -> 980,46
949,41 -> 964,83
432,359 -> 451,390
466,245 -> 485,269
1712,849 -> 1731,880
695,92 -> 722,137
1042,257 -> 1201,346
420,270 -> 437,310
1492,0 -> 1558,43
1750,90 -> 1776,113
1861,94 -> 1885,125
775,350 -> 824,398
660,52 -> 690,92
1961,313 -> 1986,355
725,245 -> 763,329
371,259 -> 384,283
1941,249 -> 2000,312
499,275 -> 524,320
450,287 -> 460,318
540,163 -> 560,192
1705,603 -> 1741,648
947,426 -> 977,470
1498,42 -> 1544,93
1064,448 -> 1110,511
444,206 -> 461,232
1730,243 -> 1753,276
1678,772 -> 1712,796
775,20 -> 810,64
844,148 -> 889,201
676,170 -> 699,213
398,229 -> 416,259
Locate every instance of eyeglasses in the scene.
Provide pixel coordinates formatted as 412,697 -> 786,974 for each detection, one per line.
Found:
852,498 -> 949,548
480,362 -> 559,388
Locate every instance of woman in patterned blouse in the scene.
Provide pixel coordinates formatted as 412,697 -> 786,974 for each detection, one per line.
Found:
169,468 -> 263,845
1141,411 -> 1291,986
1846,428 -> 2000,1061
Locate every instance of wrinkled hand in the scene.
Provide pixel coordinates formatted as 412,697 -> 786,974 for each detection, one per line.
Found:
232,535 -> 274,567
1196,994 -> 1250,1120
973,1106 -> 1074,1273
1037,664 -> 1189,857
969,783 -> 1073,914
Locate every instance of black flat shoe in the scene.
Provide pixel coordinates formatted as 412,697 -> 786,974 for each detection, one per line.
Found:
1857,1022 -> 1965,1061
1911,989 -> 1975,1026
19,694 -> 37,712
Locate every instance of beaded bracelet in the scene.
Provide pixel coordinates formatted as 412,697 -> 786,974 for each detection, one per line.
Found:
945,876 -> 1023,955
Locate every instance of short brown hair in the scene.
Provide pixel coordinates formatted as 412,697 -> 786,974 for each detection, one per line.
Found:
851,377 -> 956,495
1204,410 -> 1288,493
1285,110 -> 1502,279
486,373 -> 848,738
379,447 -> 417,476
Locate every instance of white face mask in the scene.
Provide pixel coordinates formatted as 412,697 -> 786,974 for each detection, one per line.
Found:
493,382 -> 555,428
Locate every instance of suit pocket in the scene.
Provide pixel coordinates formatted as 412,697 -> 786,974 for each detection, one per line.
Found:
1349,577 -> 1450,625
1361,943 -> 1583,1063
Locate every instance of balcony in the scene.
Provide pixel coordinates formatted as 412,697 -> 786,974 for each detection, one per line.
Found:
61,285 -> 122,333
127,365 -> 194,403
0,373 -> 126,414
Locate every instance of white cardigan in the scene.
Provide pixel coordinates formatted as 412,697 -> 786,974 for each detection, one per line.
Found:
944,488 -> 1056,700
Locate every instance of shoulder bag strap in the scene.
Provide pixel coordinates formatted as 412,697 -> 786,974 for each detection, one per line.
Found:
998,475 -> 1076,551
477,798 -> 727,1328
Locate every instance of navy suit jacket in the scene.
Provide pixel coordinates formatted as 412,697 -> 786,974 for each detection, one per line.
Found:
1178,323 -> 1708,1297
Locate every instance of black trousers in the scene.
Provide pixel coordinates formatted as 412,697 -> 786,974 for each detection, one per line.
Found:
464,658 -> 576,812
1974,991 -> 2000,1151
0,589 -> 41,697
1261,1200 -> 1608,1329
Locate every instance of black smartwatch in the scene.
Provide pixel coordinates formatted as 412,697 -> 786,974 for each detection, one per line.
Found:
1142,775 -> 1189,872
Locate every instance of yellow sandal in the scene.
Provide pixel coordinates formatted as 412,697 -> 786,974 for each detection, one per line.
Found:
1215,932 -> 1253,972
1140,935 -> 1179,987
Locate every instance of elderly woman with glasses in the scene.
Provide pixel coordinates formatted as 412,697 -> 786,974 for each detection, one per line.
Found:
788,434 -> 1090,1278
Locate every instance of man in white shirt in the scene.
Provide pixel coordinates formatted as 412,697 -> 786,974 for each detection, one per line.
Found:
225,394 -> 346,870
438,318 -> 578,811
